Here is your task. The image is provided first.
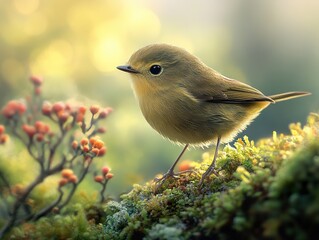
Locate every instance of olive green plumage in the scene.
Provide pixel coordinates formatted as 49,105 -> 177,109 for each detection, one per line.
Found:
117,43 -> 310,188
118,43 -> 310,146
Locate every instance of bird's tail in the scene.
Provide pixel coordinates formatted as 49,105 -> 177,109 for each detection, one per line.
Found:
268,91 -> 311,103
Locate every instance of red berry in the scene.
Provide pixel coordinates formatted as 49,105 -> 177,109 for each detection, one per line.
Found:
93,139 -> 104,149
36,133 -> 44,142
22,124 -> 36,138
98,108 -> 112,119
2,105 -> 15,118
94,175 -> 104,183
101,166 -> 110,175
91,148 -> 99,156
80,138 -> 89,146
0,134 -> 9,144
105,173 -> 114,180
16,102 -> 27,115
82,145 -> 90,153
71,140 -> 78,150
97,146 -> 107,156
97,127 -> 106,134
30,76 -> 43,86
89,137 -> 98,146
90,105 -> 100,115
61,169 -> 74,179
57,111 -> 69,123
0,125 -> 5,134
58,178 -> 68,187
52,102 -> 65,114
42,101 -> 52,116
78,106 -> 86,114
76,113 -> 84,123
69,174 -> 78,183
35,121 -> 50,134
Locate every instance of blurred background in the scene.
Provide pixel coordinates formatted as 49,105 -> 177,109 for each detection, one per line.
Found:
0,0 -> 318,197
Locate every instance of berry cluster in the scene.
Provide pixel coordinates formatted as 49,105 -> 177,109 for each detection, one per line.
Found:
59,169 -> 78,187
94,166 -> 114,182
74,136 -> 107,157
94,166 -> 114,203
0,76 -> 113,237
2,100 -> 27,119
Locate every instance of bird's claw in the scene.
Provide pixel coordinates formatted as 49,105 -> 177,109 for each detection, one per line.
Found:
154,169 -> 195,193
198,168 -> 219,189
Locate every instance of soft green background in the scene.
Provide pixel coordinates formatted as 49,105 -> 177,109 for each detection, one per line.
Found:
0,0 -> 318,197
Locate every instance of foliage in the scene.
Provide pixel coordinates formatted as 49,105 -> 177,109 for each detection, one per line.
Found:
4,112 -> 319,239
8,203 -> 107,240
0,77 -> 113,238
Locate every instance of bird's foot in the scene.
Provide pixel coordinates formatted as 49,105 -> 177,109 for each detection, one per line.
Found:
154,169 -> 194,193
198,167 -> 219,188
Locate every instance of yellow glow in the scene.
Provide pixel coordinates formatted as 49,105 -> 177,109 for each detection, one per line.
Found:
91,36 -> 124,72
89,6 -> 161,73
13,0 -> 39,15
1,21 -> 27,46
92,19 -> 124,40
67,3 -> 105,33
23,13 -> 47,36
30,40 -> 74,75
208,28 -> 232,60
125,7 -> 161,39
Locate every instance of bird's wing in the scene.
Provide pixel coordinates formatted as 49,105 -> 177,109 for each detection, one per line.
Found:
189,76 -> 274,104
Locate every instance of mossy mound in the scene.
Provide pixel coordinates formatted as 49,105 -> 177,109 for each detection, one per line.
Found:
6,113 -> 319,240
103,113 -> 319,240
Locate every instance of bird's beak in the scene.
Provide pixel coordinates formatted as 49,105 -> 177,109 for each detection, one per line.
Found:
117,65 -> 140,74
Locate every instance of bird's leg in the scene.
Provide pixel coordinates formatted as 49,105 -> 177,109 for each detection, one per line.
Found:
198,136 -> 221,188
154,144 -> 191,190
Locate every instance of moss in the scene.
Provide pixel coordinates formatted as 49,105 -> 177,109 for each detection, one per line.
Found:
7,204 -> 107,240
5,113 -> 319,239
102,113 -> 319,240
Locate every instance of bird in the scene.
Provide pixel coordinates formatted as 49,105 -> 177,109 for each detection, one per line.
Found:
117,43 -> 310,189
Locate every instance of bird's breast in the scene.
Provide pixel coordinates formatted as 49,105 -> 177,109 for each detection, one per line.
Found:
132,80 -> 269,146
136,88 -> 220,146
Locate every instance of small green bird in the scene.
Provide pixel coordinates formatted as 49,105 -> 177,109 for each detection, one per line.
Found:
117,43 -> 310,189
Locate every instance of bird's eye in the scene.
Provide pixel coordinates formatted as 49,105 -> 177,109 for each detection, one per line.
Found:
149,65 -> 163,76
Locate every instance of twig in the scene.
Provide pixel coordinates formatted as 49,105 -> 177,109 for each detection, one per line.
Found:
0,173 -> 45,237
0,171 -> 12,196
58,159 -> 92,209
47,127 -> 66,170
31,187 -> 64,221
99,180 -> 109,203
0,171 -> 13,215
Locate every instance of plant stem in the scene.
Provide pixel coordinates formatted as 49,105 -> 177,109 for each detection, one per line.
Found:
99,180 -> 109,203
0,174 -> 45,238
31,187 -> 64,221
